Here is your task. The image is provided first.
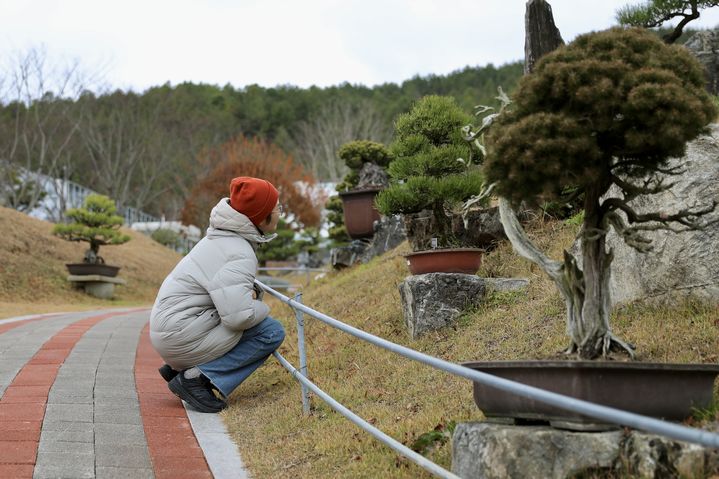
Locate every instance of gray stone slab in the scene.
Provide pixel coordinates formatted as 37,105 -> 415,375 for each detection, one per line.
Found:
52,379 -> 96,389
34,451 -> 94,479
41,421 -> 94,433
40,429 -> 94,443
95,444 -> 151,468
48,391 -> 94,404
94,405 -> 142,425
93,396 -> 138,407
94,424 -> 147,445
39,440 -> 94,454
94,387 -> 138,399
96,467 -> 154,479
45,404 -> 94,423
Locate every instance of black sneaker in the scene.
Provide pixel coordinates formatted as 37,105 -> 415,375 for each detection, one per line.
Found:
168,373 -> 227,413
158,364 -> 179,382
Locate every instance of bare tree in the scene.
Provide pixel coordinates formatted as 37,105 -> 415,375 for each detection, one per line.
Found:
291,100 -> 391,182
78,92 -> 176,214
0,47 -> 93,216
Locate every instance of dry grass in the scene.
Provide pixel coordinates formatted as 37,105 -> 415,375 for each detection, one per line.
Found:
0,206 -> 181,318
222,217 -> 719,479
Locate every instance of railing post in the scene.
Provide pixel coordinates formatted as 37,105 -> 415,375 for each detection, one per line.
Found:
294,292 -> 310,415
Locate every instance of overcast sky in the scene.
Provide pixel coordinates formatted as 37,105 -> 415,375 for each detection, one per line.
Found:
3,0 -> 719,92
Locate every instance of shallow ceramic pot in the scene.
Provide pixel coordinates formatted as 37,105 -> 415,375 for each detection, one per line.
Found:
404,248 -> 483,275
339,187 -> 382,239
462,360 -> 719,429
66,263 -> 120,278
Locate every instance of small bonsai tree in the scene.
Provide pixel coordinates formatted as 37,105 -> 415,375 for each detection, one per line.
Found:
53,194 -> 131,264
375,95 -> 486,250
327,140 -> 392,245
484,27 -> 717,359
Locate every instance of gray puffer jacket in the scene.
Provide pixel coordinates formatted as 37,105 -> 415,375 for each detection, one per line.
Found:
150,198 -> 275,370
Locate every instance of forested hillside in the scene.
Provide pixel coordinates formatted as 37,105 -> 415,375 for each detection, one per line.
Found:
0,53 -> 522,223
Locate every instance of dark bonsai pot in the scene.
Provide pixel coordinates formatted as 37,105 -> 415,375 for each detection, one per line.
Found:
404,248 -> 483,275
462,360 -> 719,429
339,187 -> 383,239
66,263 -> 120,278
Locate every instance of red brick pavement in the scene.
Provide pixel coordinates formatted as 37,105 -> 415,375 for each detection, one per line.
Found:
135,324 -> 213,479
0,310 -> 145,478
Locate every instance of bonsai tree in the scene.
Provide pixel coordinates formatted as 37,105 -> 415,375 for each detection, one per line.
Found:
375,95 -> 486,250
328,140 -> 392,245
53,194 -> 131,264
484,27 -> 717,359
616,0 -> 719,44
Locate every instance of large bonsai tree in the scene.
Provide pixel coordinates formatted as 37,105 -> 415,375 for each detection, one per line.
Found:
375,95 -> 486,250
53,194 -> 131,264
484,27 -> 717,359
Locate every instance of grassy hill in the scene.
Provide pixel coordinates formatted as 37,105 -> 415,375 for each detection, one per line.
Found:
223,217 -> 719,479
2,205 -> 717,477
0,206 -> 182,318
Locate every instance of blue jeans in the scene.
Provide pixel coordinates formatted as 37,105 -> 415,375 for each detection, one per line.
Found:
198,317 -> 285,398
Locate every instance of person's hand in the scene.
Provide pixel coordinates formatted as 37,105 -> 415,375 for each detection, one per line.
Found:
252,290 -> 257,299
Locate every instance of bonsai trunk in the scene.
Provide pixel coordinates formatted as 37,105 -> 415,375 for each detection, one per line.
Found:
84,241 -> 104,264
498,193 -> 635,359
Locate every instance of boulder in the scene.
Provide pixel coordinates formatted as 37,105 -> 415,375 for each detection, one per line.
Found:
452,423 -> 719,479
524,0 -> 564,75
684,30 -> 719,95
360,214 -> 406,262
603,125 -> 719,305
398,274 -> 528,338
329,239 -> 371,269
452,423 -> 622,479
452,206 -> 506,251
624,433 -> 717,478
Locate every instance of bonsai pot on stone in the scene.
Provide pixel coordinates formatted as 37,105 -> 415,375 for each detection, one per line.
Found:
53,194 -> 131,282
464,28 -> 719,426
339,186 -> 383,239
375,95 -> 489,274
336,140 -> 391,240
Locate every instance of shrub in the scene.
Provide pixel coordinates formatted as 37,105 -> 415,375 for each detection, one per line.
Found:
151,228 -> 181,250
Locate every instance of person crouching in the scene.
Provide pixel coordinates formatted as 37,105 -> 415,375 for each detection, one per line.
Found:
149,176 -> 286,412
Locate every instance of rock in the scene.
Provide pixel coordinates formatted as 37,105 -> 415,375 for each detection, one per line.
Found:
624,433 -> 714,478
399,273 -> 487,338
452,423 -> 719,478
603,125 -> 719,305
452,422 -> 622,479
524,0 -> 564,75
684,30 -> 719,95
451,206 -> 506,252
360,214 -> 406,262
330,239 -> 371,269
398,274 -> 529,338
356,162 -> 389,189
404,208 -> 505,252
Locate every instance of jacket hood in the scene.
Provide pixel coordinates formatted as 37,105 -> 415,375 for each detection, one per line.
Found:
207,198 -> 276,243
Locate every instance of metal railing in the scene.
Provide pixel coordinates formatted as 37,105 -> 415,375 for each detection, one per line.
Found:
256,280 -> 719,478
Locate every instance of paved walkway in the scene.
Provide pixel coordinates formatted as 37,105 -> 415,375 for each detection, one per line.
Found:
0,308 -> 248,479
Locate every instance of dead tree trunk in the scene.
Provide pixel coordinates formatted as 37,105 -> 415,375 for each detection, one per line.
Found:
524,0 -> 564,74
